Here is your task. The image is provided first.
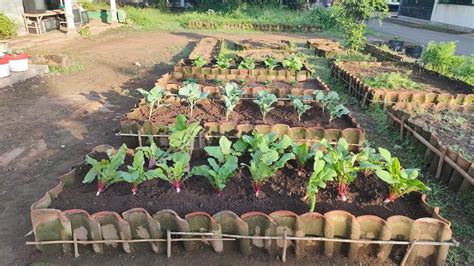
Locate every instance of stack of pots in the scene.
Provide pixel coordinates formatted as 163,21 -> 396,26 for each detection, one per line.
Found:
0,52 -> 29,78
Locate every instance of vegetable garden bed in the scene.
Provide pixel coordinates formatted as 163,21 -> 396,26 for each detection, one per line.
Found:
364,43 -> 416,63
188,37 -> 222,62
307,39 -> 344,58
331,61 -> 474,106
185,21 -> 321,33
387,102 -> 474,193
235,39 -> 292,50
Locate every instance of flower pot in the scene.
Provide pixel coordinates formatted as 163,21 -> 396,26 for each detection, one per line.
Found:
8,53 -> 29,72
388,40 -> 404,52
405,45 -> 423,59
0,57 -> 10,78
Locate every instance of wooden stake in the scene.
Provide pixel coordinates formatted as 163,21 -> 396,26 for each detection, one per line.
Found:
167,230 -> 171,258
137,131 -> 143,147
73,232 -> 79,258
400,241 -> 416,266
282,229 -> 288,262
400,118 -> 405,141
435,148 -> 447,180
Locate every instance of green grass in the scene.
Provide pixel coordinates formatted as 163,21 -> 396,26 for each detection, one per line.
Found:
363,71 -> 424,90
49,63 -> 85,74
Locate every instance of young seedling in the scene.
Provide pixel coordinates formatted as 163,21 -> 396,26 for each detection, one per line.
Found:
213,79 -> 224,87
136,136 -> 168,169
215,54 -> 232,69
241,132 -> 293,156
83,144 -> 127,196
314,91 -> 339,114
137,86 -> 167,119
240,79 -> 248,87
155,151 -> 191,193
184,78 -> 198,85
290,80 -> 298,87
291,142 -> 315,176
263,56 -> 278,70
169,114 -> 202,153
192,55 -> 207,68
263,80 -> 273,87
288,95 -> 312,123
307,150 -> 336,212
238,57 -> 256,70
253,90 -> 277,122
222,82 -> 243,121
328,104 -> 350,123
190,137 -> 242,197
118,150 -> 162,194
178,82 -> 208,117
282,56 -> 303,72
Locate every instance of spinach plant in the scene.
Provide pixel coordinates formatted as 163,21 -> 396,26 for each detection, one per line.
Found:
155,151 -> 191,193
238,57 -> 256,70
118,150 -> 162,194
137,86 -> 167,119
222,82 -> 243,121
307,150 -> 336,212
192,55 -> 207,68
253,90 -> 278,122
291,142 -> 315,176
215,54 -> 232,69
190,137 -> 241,197
169,114 -> 202,153
375,149 -> 430,202
263,56 -> 278,70
83,144 -> 127,196
282,56 -> 303,72
178,82 -> 208,117
288,95 -> 312,122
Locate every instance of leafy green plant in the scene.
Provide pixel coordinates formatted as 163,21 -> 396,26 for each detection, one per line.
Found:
242,133 -> 295,198
356,147 -> 382,177
190,137 -> 241,196
363,72 -> 423,90
192,55 -> 207,68
83,144 -> 128,196
253,90 -> 277,122
222,82 -> 243,121
290,80 -> 298,87
178,82 -> 208,117
168,114 -> 202,153
375,150 -> 430,202
136,136 -> 168,169
240,132 -> 293,156
291,143 -> 315,176
263,56 -> 279,70
215,54 -> 232,68
213,79 -> 224,87
0,12 -> 17,39
240,79 -> 248,87
335,51 -> 375,62
118,150 -> 162,194
238,57 -> 256,70
263,80 -> 273,87
155,151 -> 191,193
307,150 -> 337,212
282,56 -> 303,72
322,138 -> 360,201
328,104 -> 350,123
288,95 -> 312,122
314,91 -> 339,114
137,86 -> 167,119
184,78 -> 198,85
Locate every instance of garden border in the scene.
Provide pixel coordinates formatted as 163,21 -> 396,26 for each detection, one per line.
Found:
386,102 -> 474,193
185,21 -> 321,33
29,145 -> 454,265
307,39 -> 344,58
330,61 -> 474,107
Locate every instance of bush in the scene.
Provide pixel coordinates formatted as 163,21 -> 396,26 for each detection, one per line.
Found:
0,12 -> 16,39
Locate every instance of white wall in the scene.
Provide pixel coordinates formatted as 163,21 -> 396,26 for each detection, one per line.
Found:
0,0 -> 25,35
431,3 -> 474,29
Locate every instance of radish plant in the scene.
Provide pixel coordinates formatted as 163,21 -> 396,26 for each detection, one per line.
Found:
307,150 -> 336,212
178,82 -> 208,117
155,151 -> 191,193
222,82 -> 243,121
215,55 -> 232,69
356,147 -> 382,177
282,56 -> 303,72
118,150 -> 162,195
288,95 -> 312,122
169,114 -> 202,153
137,86 -> 167,119
263,56 -> 278,70
83,144 -> 127,196
136,136 -> 168,169
328,104 -> 350,123
192,55 -> 207,68
238,57 -> 256,70
291,142 -> 315,176
191,137 -> 241,197
253,90 -> 277,122
375,149 -> 430,202
241,132 -> 293,156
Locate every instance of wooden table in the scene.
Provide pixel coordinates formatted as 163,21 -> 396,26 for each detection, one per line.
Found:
22,10 -> 66,35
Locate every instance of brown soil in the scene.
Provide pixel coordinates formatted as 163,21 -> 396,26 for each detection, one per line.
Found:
236,39 -> 290,50
49,154 -> 430,220
340,61 -> 473,94
134,100 -> 354,129
172,78 -> 319,91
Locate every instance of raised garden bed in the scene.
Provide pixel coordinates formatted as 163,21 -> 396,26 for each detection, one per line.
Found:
331,61 -> 474,106
387,102 -> 474,193
188,37 -> 222,62
307,39 -> 344,58
155,73 -> 329,98
364,43 -> 416,63
30,145 -> 453,264
185,21 -> 320,33
235,39 -> 292,50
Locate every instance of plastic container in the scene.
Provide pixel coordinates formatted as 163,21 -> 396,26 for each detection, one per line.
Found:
8,53 -> 29,72
388,39 -> 404,52
405,45 -> 423,58
0,57 -> 10,78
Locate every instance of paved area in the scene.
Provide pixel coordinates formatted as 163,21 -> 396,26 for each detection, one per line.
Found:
0,65 -> 49,88
368,20 -> 474,55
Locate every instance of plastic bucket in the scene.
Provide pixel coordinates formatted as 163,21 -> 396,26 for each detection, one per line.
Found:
0,57 -> 10,78
8,54 -> 29,72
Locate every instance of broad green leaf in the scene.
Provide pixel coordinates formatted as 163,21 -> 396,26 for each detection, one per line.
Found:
378,147 -> 392,162
375,170 -> 398,184
83,169 -> 97,183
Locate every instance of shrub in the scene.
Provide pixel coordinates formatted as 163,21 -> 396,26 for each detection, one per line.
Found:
0,12 -> 16,39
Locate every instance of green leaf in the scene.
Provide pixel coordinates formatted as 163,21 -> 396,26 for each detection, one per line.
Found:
204,146 -> 224,162
378,147 -> 392,162
375,170 -> 398,184
219,136 -> 232,155
83,169 -> 97,183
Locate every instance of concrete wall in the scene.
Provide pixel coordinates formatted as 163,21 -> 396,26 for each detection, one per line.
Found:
431,3 -> 474,29
0,0 -> 26,35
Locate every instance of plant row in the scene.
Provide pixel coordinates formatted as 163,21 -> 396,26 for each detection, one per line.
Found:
139,81 -> 349,123
86,114 -> 429,212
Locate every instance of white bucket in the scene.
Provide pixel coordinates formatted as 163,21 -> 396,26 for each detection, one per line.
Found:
9,54 -> 29,72
0,58 -> 10,78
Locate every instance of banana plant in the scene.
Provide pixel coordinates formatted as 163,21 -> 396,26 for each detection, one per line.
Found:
291,142 -> 315,176
238,57 -> 256,70
178,82 -> 208,117
155,151 -> 191,193
168,114 -> 202,153
192,55 -> 207,68
83,144 -> 127,196
263,56 -> 279,70
118,150 -> 162,195
137,86 -> 167,119
190,137 -> 241,197
136,136 -> 168,169
328,104 -> 350,123
253,90 -> 277,122
282,56 -> 303,72
222,82 -> 243,121
215,54 -> 232,69
375,150 -> 430,202
307,150 -> 336,212
288,95 -> 312,122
